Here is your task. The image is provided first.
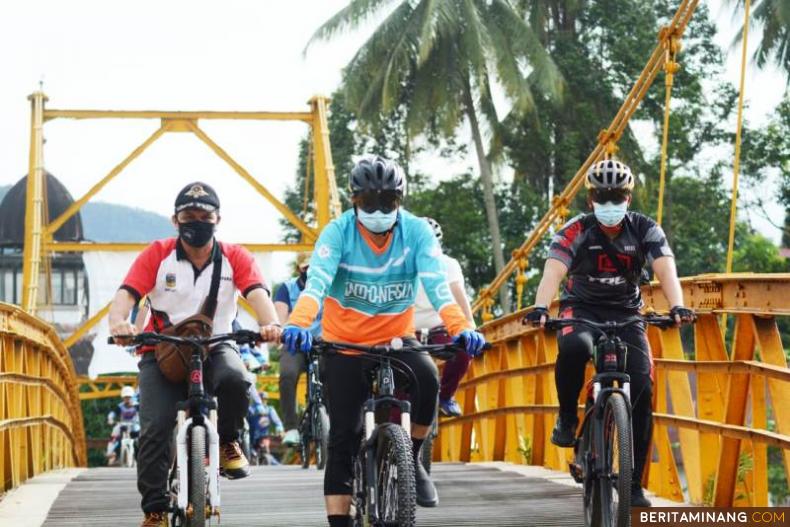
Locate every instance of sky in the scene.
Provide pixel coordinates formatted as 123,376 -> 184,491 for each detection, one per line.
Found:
0,0 -> 785,284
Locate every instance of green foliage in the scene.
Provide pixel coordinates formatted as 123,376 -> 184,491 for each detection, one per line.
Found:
308,0 -> 563,140
741,95 -> 790,246
81,396 -> 117,467
767,416 -> 790,505
731,0 -> 790,77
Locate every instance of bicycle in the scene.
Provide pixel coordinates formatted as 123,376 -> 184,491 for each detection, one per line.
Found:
109,329 -> 262,527
311,337 -> 486,527
540,314 -> 678,527
118,420 -> 138,468
298,348 -> 329,470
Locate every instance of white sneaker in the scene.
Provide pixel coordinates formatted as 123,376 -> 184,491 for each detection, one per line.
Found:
283,429 -> 301,445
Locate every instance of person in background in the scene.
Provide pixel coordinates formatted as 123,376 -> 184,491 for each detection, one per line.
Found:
274,252 -> 322,446
106,385 -> 140,465
247,390 -> 284,464
233,319 -> 269,372
413,217 -> 476,418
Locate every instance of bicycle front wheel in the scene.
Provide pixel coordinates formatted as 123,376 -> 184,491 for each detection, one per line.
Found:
375,423 -> 416,527
188,426 -> 207,527
599,393 -> 632,527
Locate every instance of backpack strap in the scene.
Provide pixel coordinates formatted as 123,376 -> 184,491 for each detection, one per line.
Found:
199,242 -> 224,320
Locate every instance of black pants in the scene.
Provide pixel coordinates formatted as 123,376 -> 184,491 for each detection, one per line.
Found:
279,348 -> 307,430
556,304 -> 653,484
322,346 -> 439,495
136,344 -> 251,513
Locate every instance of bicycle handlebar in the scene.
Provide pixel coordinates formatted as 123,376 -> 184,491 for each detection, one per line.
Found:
310,337 -> 492,360
108,330 -> 263,348
544,314 -> 680,335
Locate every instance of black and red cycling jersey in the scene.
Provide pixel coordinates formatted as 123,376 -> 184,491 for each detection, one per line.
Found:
547,212 -> 673,311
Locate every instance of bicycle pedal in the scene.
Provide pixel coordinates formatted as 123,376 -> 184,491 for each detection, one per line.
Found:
569,462 -> 584,484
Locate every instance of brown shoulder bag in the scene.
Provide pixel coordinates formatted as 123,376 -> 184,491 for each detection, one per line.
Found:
154,247 -> 222,383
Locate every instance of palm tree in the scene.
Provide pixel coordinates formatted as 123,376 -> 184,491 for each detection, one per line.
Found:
732,0 -> 790,76
308,0 -> 563,313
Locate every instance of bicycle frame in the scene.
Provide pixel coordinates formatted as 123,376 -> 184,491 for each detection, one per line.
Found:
119,422 -> 136,467
174,343 -> 221,515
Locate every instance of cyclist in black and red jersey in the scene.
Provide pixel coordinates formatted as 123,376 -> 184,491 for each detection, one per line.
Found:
525,159 -> 695,508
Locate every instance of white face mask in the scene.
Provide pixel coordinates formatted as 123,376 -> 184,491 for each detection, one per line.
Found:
356,208 -> 398,233
592,201 -> 628,227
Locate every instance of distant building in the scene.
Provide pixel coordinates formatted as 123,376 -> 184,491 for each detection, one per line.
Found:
0,171 -> 89,330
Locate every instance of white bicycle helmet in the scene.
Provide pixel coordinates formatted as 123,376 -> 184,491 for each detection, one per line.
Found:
585,159 -> 635,190
424,217 -> 443,241
121,385 -> 135,398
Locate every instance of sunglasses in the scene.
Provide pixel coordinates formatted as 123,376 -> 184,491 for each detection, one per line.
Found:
356,190 -> 402,214
590,188 -> 630,204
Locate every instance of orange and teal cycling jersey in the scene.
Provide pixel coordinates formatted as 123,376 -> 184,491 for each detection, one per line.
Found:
288,209 -> 471,345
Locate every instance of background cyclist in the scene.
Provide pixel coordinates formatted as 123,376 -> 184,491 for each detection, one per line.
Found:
106,385 -> 139,465
282,155 -> 486,527
247,390 -> 284,464
413,217 -> 475,418
273,251 -> 322,446
525,159 -> 694,508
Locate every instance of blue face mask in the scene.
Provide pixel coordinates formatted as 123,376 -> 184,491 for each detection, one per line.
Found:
592,201 -> 628,227
357,208 -> 398,233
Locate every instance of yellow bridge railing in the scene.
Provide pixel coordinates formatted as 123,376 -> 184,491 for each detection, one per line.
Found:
0,302 -> 87,492
439,274 -> 790,507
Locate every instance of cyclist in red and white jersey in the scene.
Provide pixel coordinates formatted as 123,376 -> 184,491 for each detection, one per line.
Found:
108,182 -> 282,527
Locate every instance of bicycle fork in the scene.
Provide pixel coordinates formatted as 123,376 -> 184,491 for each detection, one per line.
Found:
175,407 -> 221,515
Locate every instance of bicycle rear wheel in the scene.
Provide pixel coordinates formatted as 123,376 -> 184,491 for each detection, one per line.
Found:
375,423 -> 416,527
187,426 -> 207,527
578,416 -> 601,527
599,394 -> 632,527
314,404 -> 329,470
420,432 -> 433,475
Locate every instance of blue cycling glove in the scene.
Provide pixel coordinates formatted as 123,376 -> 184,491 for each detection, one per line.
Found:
453,329 -> 486,357
282,325 -> 312,355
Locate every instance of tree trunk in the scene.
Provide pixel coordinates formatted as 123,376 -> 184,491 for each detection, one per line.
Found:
462,77 -> 510,313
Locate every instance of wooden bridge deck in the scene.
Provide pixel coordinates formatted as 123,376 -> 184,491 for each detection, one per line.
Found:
41,464 -> 585,526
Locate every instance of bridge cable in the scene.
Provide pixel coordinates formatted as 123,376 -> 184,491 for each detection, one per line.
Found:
725,0 -> 751,275
656,28 -> 681,226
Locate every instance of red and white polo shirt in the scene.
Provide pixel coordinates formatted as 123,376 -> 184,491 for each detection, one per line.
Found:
121,238 -> 267,339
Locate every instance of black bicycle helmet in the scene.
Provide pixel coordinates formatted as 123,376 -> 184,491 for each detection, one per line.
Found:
349,155 -> 406,196
585,159 -> 635,190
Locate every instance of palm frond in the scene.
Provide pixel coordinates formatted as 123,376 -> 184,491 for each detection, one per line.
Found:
305,0 -> 398,53
488,0 -> 565,101
340,2 -> 418,119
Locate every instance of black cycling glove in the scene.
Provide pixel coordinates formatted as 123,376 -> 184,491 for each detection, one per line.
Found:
669,305 -> 696,324
523,306 -> 549,326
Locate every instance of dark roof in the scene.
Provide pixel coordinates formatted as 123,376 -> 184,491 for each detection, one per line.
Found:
0,172 -> 84,246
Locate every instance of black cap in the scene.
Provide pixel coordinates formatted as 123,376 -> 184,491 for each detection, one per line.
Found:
174,182 -> 220,213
